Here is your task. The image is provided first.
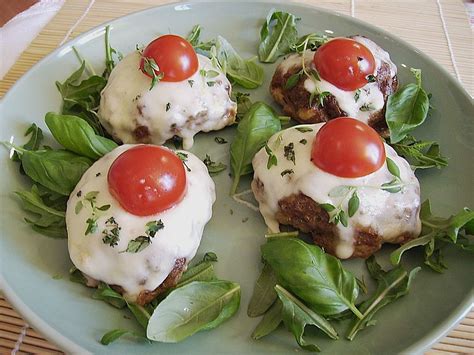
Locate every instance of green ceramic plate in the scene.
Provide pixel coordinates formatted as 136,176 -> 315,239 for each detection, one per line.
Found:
1,1 -> 473,354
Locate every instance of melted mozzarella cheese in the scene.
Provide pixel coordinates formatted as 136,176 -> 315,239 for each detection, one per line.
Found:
66,145 -> 215,301
98,52 -> 236,149
278,37 -> 397,124
251,124 -> 421,259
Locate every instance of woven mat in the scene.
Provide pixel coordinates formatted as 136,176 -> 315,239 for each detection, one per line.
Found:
0,0 -> 473,353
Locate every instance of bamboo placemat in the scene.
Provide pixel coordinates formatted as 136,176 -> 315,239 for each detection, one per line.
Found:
0,0 -> 473,353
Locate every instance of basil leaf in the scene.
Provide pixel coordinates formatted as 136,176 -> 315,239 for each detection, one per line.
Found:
262,238 -> 362,317
258,10 -> 299,63
214,36 -> 264,89
251,299 -> 283,340
230,102 -> 281,194
177,262 -> 216,287
347,257 -> 420,340
276,285 -> 338,352
248,263 -> 278,317
390,200 -> 474,270
56,61 -> 108,136
21,149 -> 92,196
45,112 -> 117,160
147,280 -> 240,342
390,135 -> 448,170
232,92 -> 253,122
386,68 -> 430,143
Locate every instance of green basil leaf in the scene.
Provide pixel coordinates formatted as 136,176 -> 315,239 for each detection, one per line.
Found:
21,149 -> 92,196
45,112 -> 117,159
251,299 -> 283,340
276,285 -> 338,352
177,262 -> 216,287
390,200 -> 474,268
258,10 -> 299,63
386,69 -> 430,143
230,102 -> 281,194
347,257 -> 420,340
147,280 -> 240,342
262,238 -> 362,317
215,36 -> 264,89
389,135 -> 448,170
248,263 -> 278,317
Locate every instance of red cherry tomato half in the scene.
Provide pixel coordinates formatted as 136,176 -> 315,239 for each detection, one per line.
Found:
108,145 -> 187,216
313,38 -> 376,91
140,34 -> 198,82
311,117 -> 386,178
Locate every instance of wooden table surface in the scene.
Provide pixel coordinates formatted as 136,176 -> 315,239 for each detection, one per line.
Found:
0,0 -> 473,353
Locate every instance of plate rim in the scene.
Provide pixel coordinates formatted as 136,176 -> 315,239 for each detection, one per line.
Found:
0,1 -> 472,353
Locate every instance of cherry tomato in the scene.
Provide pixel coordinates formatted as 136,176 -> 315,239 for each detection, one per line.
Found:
140,34 -> 198,82
313,38 -> 376,91
108,145 -> 187,216
311,117 -> 385,178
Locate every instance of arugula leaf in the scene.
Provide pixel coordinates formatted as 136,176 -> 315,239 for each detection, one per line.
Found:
102,25 -> 122,79
19,149 -> 92,196
92,282 -> 127,309
276,285 -> 338,352
147,280 -> 240,342
100,329 -> 130,345
290,33 -> 329,53
262,238 -> 362,317
12,123 -> 44,164
251,299 -> 283,340
45,112 -> 117,159
56,61 -> 108,136
347,257 -> 420,340
15,186 -> 67,239
386,68 -> 430,143
186,24 -> 202,46
390,200 -> 474,271
248,263 -> 278,317
127,303 -> 151,329
214,36 -> 264,89
230,102 -> 281,194
258,9 -> 299,63
390,135 -> 448,170
69,266 -> 88,285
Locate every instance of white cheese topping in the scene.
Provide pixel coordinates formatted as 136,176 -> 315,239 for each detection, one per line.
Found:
66,145 -> 215,301
251,124 -> 421,259
278,37 -> 397,124
98,52 -> 236,149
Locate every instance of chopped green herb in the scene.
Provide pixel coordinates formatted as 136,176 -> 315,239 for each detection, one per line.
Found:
366,74 -> 376,83
359,103 -> 374,112
141,57 -> 164,90
283,142 -> 295,164
188,79 -> 194,87
295,127 -> 313,133
102,216 -> 121,247
166,103 -> 171,112
206,81 -> 216,87
299,139 -> 307,145
265,144 -> 278,169
354,89 -> 361,102
214,136 -> 227,144
281,169 -> 294,177
176,152 -> 191,172
203,154 -> 227,176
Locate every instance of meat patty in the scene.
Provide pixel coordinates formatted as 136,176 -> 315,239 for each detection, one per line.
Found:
253,175 -> 417,259
279,193 -> 417,258
83,257 -> 187,306
270,37 -> 398,137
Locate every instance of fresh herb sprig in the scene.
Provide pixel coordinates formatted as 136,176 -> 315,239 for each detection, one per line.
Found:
122,220 -> 164,253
